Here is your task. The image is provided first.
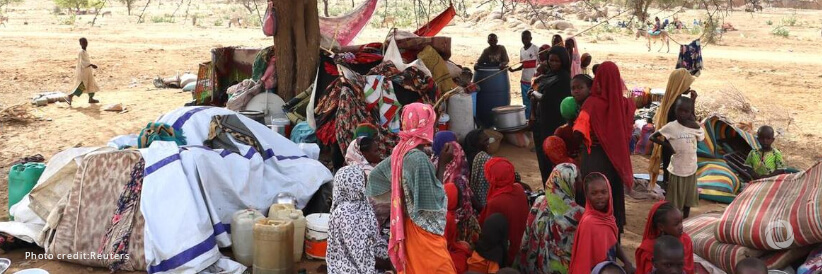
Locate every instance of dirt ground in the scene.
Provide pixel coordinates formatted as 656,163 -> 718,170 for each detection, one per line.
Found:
0,0 -> 821,272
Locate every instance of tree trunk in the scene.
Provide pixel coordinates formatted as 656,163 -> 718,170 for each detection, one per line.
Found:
126,2 -> 132,15
272,0 -> 320,101
322,0 -> 329,16
138,0 -> 151,23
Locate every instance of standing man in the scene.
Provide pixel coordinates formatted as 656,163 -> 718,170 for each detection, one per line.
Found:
68,37 -> 100,105
509,30 -> 538,116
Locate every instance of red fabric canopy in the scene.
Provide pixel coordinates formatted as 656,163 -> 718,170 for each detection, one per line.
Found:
413,4 -> 457,37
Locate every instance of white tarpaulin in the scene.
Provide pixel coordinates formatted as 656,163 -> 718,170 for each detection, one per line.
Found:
141,106 -> 332,273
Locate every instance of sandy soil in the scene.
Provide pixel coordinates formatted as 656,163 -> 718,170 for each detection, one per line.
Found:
0,0 -> 820,272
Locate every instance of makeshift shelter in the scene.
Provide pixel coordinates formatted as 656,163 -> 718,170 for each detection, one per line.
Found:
695,115 -> 760,203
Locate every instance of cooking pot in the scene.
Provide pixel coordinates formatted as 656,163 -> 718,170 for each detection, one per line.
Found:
492,105 -> 527,131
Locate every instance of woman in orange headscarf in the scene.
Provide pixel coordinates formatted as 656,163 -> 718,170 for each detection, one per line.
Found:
478,158 -> 530,267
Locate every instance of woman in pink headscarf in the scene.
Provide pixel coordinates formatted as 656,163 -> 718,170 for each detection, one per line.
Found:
566,37 -> 582,77
375,102 -> 456,273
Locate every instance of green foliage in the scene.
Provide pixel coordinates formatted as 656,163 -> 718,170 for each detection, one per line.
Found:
689,25 -> 701,35
214,19 -> 223,26
772,26 -> 789,37
151,14 -> 174,23
53,0 -> 91,11
766,20 -> 773,26
58,14 -> 76,25
0,0 -> 24,9
782,15 -> 796,26
702,16 -> 721,44
246,15 -> 261,27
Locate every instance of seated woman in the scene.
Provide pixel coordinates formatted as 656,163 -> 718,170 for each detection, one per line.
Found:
569,173 -> 634,274
346,136 -> 383,175
516,163 -> 584,274
445,183 -> 472,273
464,129 -> 494,209
635,201 -> 694,274
467,213 -> 509,273
327,165 -> 388,273
480,158 -> 529,267
433,131 -> 482,243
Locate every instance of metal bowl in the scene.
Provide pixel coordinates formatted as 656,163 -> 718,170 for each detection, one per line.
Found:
492,105 -> 527,131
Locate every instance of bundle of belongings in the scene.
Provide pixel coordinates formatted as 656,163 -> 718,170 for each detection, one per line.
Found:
0,106 -> 333,273
694,115 -> 761,203
684,162 -> 822,273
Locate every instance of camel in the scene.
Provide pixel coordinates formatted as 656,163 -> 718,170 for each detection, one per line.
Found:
101,11 -> 112,17
636,29 -> 670,53
380,16 -> 396,28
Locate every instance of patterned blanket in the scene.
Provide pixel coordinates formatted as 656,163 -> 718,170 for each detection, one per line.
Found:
696,115 -> 760,203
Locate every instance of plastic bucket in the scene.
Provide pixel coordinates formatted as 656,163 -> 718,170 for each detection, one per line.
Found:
304,213 -> 330,260
270,118 -> 291,138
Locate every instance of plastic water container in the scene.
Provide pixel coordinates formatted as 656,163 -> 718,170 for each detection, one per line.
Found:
268,203 -> 295,218
270,118 -> 291,138
304,213 -> 330,260
231,209 -> 265,266
473,67 -> 511,128
448,92 -> 474,142
269,207 -> 306,262
8,163 -> 46,216
253,219 -> 294,274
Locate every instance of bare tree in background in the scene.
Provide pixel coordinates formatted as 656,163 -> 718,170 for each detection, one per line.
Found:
322,0 -> 328,16
232,0 -> 261,14
118,0 -> 136,15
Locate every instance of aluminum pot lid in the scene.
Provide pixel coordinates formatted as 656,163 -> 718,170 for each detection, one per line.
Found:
492,105 -> 526,114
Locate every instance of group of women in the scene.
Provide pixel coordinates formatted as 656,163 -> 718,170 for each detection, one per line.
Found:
323,32 -> 700,273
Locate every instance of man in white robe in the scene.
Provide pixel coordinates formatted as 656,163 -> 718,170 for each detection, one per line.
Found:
67,37 -> 100,105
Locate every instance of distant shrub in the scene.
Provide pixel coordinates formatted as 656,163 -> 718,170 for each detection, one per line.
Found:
766,20 -> 773,26
151,14 -> 174,23
214,19 -> 223,26
772,26 -> 789,37
58,14 -> 76,25
782,15 -> 796,26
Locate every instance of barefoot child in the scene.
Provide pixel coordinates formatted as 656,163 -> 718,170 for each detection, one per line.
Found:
745,125 -> 787,179
68,37 -> 100,105
650,97 -> 704,219
635,201 -> 694,274
569,173 -> 635,274
735,258 -> 767,274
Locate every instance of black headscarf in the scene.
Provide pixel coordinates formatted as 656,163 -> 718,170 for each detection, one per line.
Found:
463,129 -> 485,165
475,213 -> 509,266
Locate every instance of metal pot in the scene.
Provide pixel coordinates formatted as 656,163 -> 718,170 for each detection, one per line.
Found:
492,105 -> 527,131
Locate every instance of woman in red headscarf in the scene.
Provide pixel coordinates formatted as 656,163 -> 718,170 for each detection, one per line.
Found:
478,157 -> 530,267
635,200 -> 694,274
573,61 -> 636,235
569,173 -> 634,274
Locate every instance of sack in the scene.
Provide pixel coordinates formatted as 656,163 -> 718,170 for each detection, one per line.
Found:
503,130 -> 532,148
263,2 -> 275,36
716,163 -> 822,250
685,214 -> 765,272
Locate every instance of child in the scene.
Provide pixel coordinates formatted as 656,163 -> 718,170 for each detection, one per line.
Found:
735,258 -> 767,274
68,37 -> 101,105
593,262 -> 627,274
581,53 -> 592,75
636,201 -> 694,273
745,125 -> 786,179
650,97 -> 704,218
592,63 -> 601,76
467,213 -> 509,273
569,173 -> 635,274
509,30 -> 539,116
652,235 -> 686,274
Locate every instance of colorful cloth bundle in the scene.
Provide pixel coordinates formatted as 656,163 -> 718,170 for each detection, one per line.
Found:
138,123 -> 186,148
364,75 -> 401,133
716,163 -> 822,250
696,158 -> 742,204
677,40 -> 704,76
685,214 -> 766,272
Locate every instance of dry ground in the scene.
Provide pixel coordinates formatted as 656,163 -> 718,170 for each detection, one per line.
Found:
0,0 -> 821,272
